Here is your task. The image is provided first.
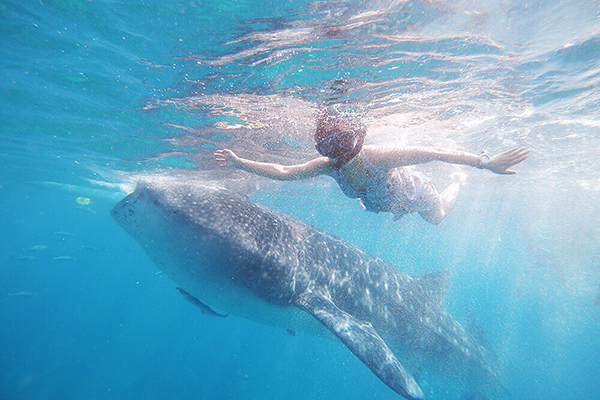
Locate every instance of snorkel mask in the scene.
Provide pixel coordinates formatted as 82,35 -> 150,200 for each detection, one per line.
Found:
315,129 -> 359,159
315,104 -> 367,168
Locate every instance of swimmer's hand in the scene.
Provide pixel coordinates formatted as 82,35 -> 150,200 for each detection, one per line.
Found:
487,147 -> 530,175
214,149 -> 242,169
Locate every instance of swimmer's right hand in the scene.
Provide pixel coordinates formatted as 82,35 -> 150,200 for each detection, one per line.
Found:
214,149 -> 242,168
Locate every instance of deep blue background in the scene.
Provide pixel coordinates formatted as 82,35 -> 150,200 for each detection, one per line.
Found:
1,0 -> 599,399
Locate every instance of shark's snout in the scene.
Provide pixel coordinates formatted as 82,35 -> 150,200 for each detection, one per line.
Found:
111,190 -> 141,226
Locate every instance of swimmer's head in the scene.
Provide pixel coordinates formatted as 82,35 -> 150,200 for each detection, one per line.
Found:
315,107 -> 366,168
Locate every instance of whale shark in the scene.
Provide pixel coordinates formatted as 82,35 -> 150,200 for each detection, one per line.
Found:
111,177 -> 506,399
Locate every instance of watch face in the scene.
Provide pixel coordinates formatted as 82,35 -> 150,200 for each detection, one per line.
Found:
478,153 -> 490,168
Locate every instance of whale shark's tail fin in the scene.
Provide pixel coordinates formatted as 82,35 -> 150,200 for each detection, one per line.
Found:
296,292 -> 425,400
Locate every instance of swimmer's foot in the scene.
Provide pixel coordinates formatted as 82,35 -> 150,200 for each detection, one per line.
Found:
449,170 -> 467,186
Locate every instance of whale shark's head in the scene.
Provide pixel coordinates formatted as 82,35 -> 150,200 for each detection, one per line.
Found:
111,177 -> 234,234
111,176 -> 237,254
111,179 -> 183,239
111,177 -> 256,289
110,176 -> 284,272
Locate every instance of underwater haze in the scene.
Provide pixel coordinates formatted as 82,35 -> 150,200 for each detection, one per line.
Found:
1,0 -> 599,399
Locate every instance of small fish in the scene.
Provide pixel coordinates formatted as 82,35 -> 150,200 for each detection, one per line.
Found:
176,287 -> 228,318
52,231 -> 75,238
81,245 -> 103,252
286,329 -> 296,337
74,206 -> 96,215
9,291 -> 39,298
13,255 -> 40,262
1,291 -> 39,301
27,245 -> 48,251
65,74 -> 89,83
595,286 -> 600,308
53,256 -> 76,262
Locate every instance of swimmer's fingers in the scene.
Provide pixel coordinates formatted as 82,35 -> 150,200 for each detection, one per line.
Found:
213,151 -> 226,164
503,148 -> 529,166
506,147 -> 530,168
489,147 -> 529,174
507,147 -> 530,162
214,150 -> 229,167
497,168 -> 517,175
213,149 -> 239,168
214,149 -> 232,158
498,147 -> 529,162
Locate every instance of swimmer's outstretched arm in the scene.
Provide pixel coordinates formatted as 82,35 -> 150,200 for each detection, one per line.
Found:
367,146 -> 529,175
214,149 -> 331,180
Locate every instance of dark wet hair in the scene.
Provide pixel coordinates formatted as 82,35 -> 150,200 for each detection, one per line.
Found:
315,106 -> 366,169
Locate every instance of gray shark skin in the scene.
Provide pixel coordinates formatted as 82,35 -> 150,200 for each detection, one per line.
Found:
111,177 -> 507,399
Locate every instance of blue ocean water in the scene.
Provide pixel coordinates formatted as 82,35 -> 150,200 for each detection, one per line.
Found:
1,0 -> 599,399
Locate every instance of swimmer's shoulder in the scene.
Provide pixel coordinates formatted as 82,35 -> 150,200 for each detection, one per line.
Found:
300,156 -> 335,177
361,145 -> 390,159
360,145 -> 408,170
362,145 -> 390,153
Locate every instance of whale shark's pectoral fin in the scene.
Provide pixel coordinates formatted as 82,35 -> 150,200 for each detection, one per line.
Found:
176,287 -> 229,318
295,293 -> 424,400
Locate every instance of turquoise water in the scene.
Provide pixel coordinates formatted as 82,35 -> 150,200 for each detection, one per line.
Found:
2,0 -> 599,399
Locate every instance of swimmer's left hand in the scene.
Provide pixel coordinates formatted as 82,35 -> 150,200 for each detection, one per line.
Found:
214,149 -> 242,169
486,147 -> 530,174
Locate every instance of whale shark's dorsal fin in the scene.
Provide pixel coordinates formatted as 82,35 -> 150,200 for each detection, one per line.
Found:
295,293 -> 425,400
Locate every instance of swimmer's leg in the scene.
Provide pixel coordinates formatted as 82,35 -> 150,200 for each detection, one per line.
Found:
419,171 -> 465,225
419,196 -> 445,225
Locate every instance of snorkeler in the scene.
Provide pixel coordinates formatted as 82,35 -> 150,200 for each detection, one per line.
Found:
214,109 -> 529,224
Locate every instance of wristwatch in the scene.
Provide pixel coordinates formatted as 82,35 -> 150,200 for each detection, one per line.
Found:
477,152 -> 490,169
